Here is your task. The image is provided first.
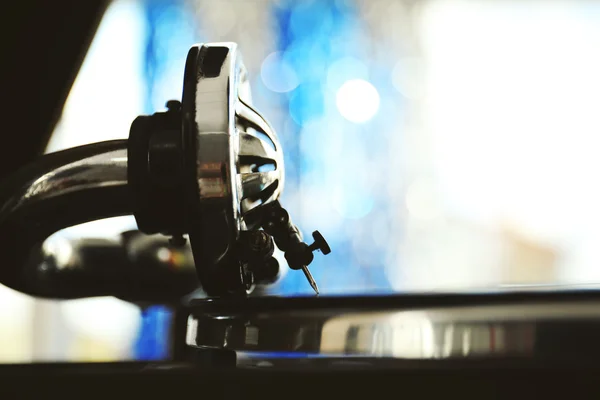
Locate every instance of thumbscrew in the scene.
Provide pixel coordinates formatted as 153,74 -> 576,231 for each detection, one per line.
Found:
308,231 -> 331,255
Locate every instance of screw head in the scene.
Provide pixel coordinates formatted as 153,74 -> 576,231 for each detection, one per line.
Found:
311,231 -> 331,255
165,100 -> 181,111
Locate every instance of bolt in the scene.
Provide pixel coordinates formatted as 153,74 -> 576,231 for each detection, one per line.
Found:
165,100 -> 181,112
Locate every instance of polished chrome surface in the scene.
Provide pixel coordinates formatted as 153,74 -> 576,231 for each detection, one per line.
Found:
11,149 -> 127,213
0,140 -> 129,226
192,42 -> 284,224
186,293 -> 600,359
236,99 -> 284,215
0,140 -> 135,298
183,43 -> 285,295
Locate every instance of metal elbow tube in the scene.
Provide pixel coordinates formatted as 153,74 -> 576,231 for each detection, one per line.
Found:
0,140 -> 134,299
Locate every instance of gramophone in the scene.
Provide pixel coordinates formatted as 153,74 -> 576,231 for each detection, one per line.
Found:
3,43 -> 600,374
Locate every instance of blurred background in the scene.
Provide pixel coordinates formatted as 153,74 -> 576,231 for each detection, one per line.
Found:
3,0 -> 600,362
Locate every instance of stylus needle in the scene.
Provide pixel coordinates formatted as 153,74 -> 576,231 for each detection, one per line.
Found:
301,266 -> 319,295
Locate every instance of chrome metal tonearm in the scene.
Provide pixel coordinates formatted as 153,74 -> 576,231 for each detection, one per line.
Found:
0,42 -> 330,301
129,43 -> 330,296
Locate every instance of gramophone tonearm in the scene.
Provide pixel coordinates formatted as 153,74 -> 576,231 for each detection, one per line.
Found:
0,42 -> 330,300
